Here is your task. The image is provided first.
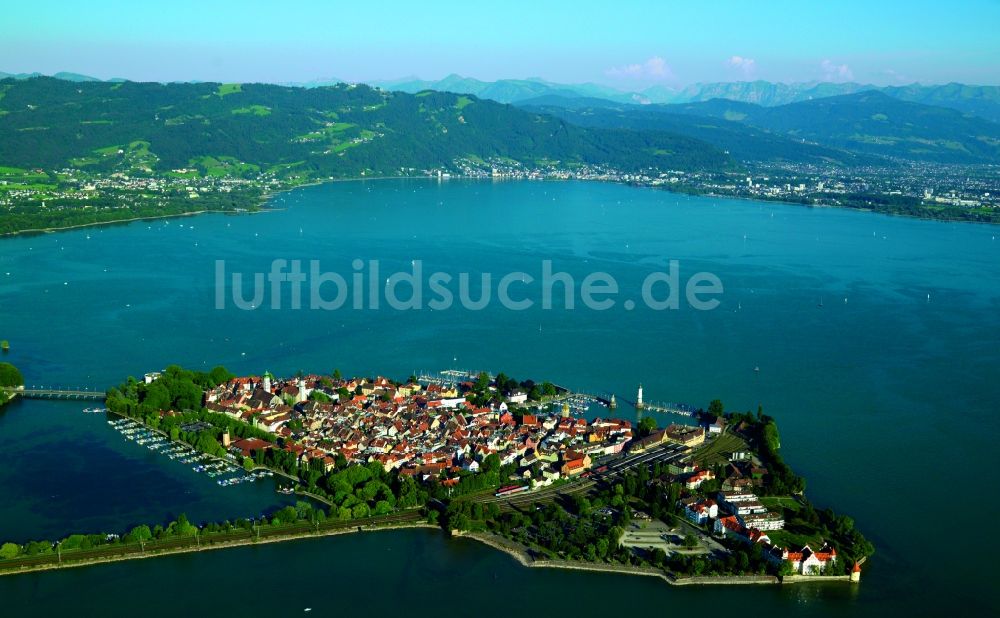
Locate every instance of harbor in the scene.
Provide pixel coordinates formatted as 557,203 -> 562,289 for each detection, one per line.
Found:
106,417 -> 273,488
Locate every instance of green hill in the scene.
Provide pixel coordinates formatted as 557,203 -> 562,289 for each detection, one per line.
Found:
661,91 -> 1000,164
519,96 -> 868,165
0,77 -> 729,177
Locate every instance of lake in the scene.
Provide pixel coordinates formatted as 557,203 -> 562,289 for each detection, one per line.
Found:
1,179 -> 997,615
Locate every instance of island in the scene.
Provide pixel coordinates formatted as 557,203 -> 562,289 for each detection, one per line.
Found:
0,366 -> 872,584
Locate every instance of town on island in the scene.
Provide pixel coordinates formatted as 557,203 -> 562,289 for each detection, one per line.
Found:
0,362 -> 873,584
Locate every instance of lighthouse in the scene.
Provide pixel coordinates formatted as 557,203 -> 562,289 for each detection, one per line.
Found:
636,384 -> 644,410
609,394 -> 617,409
850,561 -> 862,583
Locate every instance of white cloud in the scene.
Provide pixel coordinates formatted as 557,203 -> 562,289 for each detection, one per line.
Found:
883,69 -> 909,84
820,59 -> 854,82
726,55 -> 757,77
606,56 -> 675,81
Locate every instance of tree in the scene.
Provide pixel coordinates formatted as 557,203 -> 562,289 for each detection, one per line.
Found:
0,542 -> 20,559
274,506 -> 299,525
142,381 -> 171,411
125,524 -> 152,546
169,514 -> 197,536
294,501 -> 314,520
708,399 -> 724,418
638,415 -> 658,437
541,382 -> 557,398
0,362 -> 24,388
208,366 -> 234,386
475,371 -> 490,391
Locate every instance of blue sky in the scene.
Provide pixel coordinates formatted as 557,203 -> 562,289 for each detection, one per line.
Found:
3,0 -> 999,87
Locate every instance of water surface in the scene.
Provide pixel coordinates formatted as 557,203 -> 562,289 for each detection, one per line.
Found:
1,179 -> 997,615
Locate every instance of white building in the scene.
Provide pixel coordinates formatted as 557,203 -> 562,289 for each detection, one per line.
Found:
684,499 -> 718,525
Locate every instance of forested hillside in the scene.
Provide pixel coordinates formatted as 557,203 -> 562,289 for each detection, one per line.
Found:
0,77 -> 729,177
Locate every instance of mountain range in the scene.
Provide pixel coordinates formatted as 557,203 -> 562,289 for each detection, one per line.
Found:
3,72 -> 999,175
7,70 -> 1000,123
374,75 -> 1000,124
523,90 -> 1000,165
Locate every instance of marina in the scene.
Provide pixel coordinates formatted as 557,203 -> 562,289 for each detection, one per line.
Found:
105,417 -> 273,488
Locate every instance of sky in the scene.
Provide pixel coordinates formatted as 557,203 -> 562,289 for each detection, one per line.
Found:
3,0 -> 999,88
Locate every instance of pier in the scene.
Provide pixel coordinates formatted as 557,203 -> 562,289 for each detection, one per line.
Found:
415,369 -> 494,386
568,391 -> 617,407
638,401 -> 697,417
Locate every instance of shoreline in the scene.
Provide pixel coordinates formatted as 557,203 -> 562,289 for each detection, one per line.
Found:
5,173 -> 993,240
456,531 -> 780,586
0,208 -> 233,237
0,520 -> 843,586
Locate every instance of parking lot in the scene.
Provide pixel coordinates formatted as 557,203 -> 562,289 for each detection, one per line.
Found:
619,516 -> 709,557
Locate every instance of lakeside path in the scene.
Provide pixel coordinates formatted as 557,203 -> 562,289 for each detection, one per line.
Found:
0,512 -> 433,578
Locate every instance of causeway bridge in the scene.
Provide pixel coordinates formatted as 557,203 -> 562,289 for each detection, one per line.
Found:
2,387 -> 106,401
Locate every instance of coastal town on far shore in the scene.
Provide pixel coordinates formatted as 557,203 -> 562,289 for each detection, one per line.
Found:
0,365 -> 866,582
3,151 -> 999,236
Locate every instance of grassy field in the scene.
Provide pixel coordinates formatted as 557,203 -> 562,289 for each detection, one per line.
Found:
216,83 -> 242,97
231,104 -> 271,116
766,528 -> 826,550
189,155 -> 260,177
296,122 -> 356,142
760,496 -> 802,513
691,432 -> 748,467
0,166 -> 48,179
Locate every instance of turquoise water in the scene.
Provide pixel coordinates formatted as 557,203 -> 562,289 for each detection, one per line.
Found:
1,179 -> 998,615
